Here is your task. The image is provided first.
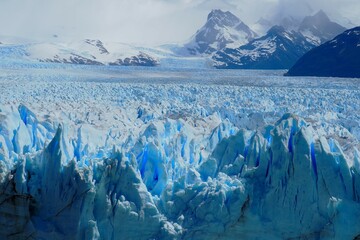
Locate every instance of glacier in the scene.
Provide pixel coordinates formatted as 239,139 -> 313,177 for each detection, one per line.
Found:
0,63 -> 360,239
1,105 -> 360,239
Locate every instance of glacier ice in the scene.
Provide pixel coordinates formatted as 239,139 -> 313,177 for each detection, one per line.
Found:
0,63 -> 360,239
0,103 -> 360,239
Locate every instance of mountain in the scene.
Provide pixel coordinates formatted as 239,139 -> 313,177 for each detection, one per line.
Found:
253,15 -> 303,35
286,27 -> 360,78
29,39 -> 160,66
183,9 -> 258,55
211,10 -> 346,70
299,10 -> 347,45
252,10 -> 345,46
212,26 -> 315,69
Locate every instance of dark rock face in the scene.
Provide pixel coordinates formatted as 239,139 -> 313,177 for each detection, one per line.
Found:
109,52 -> 159,67
184,9 -> 258,55
299,10 -> 346,45
213,26 -> 315,69
286,27 -> 360,78
84,39 -> 109,55
40,54 -> 104,65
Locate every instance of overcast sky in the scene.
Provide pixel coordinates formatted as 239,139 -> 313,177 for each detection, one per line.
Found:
0,0 -> 359,45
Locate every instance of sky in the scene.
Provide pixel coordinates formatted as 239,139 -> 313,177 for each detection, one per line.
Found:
0,0 -> 359,45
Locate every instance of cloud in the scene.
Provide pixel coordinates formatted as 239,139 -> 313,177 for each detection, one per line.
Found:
0,0 -> 359,44
271,0 -> 313,19
268,0 -> 360,27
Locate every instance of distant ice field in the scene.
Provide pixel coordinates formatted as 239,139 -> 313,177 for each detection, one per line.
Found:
1,60 -> 359,89
0,61 -> 359,156
1,62 -> 359,145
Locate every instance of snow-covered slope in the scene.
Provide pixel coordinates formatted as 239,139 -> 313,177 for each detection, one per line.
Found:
0,65 -> 360,239
27,40 -> 160,66
182,9 -> 258,56
213,26 -> 315,69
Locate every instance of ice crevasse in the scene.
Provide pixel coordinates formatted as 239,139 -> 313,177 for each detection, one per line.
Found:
0,105 -> 360,239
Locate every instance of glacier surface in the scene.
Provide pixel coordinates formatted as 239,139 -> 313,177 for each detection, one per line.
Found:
0,63 -> 360,239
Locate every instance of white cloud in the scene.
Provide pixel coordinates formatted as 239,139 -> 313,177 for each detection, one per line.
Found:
0,0 -> 358,45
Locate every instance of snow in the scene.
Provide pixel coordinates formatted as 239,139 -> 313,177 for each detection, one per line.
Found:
0,60 -> 360,239
183,11 -> 258,56
216,25 -> 251,48
24,40 -> 163,65
0,39 -> 173,66
283,32 -> 294,41
301,30 -> 322,45
237,37 -> 277,61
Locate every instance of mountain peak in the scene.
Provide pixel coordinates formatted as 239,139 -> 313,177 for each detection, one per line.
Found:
312,10 -> 330,22
208,9 -> 231,19
299,10 -> 346,45
208,9 -> 225,16
267,25 -> 286,35
206,9 -> 241,27
301,10 -> 332,27
184,9 -> 257,55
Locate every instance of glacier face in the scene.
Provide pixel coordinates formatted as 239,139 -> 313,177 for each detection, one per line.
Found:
1,106 -> 360,240
0,65 -> 360,239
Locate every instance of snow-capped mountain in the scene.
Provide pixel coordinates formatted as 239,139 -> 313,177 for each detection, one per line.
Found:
211,10 -> 347,69
299,10 -> 346,45
27,39 -> 160,66
213,26 -> 315,69
287,26 -> 360,78
183,9 -> 258,55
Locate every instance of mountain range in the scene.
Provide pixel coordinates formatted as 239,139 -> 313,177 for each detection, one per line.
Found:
0,9 -> 355,73
298,10 -> 347,45
212,26 -> 315,69
209,10 -> 346,69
